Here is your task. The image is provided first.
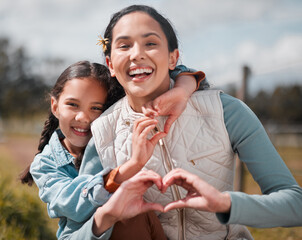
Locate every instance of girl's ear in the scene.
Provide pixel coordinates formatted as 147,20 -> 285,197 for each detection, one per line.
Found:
106,56 -> 116,77
168,49 -> 179,70
51,97 -> 59,118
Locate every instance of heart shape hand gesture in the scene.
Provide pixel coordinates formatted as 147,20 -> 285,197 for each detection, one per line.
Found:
104,168 -> 231,223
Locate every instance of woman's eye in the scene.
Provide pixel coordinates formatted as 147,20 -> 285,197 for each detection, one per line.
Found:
146,42 -> 156,46
119,44 -> 130,49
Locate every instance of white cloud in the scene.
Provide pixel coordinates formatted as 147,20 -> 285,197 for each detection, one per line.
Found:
197,34 -> 302,90
235,35 -> 302,74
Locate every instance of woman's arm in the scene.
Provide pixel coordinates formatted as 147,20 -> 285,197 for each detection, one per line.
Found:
159,93 -> 302,227
217,93 -> 302,227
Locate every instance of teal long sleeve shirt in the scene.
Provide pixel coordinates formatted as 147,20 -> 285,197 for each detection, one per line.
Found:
216,93 -> 302,227
81,92 -> 302,229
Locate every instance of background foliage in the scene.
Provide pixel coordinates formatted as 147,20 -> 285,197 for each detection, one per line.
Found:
0,145 -> 57,240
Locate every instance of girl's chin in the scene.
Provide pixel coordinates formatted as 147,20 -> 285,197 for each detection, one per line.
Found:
72,141 -> 90,150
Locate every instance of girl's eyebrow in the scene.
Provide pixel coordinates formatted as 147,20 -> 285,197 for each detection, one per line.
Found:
65,97 -> 79,102
65,98 -> 105,105
92,102 -> 105,106
114,32 -> 161,43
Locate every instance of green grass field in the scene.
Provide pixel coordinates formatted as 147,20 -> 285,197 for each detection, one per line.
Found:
0,135 -> 301,239
0,138 -> 58,239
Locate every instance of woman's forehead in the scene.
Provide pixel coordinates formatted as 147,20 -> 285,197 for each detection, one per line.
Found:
112,11 -> 165,39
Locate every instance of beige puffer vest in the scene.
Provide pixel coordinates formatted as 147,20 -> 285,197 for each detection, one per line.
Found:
91,90 -> 253,240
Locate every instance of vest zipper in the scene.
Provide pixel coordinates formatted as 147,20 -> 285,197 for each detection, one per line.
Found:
154,126 -> 185,240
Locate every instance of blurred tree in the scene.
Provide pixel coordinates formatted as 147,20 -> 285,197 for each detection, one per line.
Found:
0,37 -> 50,118
249,90 -> 271,122
0,38 -> 10,111
249,84 -> 302,124
270,85 -> 302,123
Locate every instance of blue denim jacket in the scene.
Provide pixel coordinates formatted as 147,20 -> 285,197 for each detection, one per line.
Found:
30,130 -> 112,239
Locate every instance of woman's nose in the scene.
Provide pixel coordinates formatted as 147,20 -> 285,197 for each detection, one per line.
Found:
130,43 -> 145,61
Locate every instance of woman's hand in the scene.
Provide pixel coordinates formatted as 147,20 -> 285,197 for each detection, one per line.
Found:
161,168 -> 231,213
93,170 -> 164,236
114,117 -> 166,184
131,117 -> 166,166
142,75 -> 196,133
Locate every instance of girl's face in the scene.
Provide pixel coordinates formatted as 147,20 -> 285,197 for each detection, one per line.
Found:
51,78 -> 107,156
106,11 -> 179,111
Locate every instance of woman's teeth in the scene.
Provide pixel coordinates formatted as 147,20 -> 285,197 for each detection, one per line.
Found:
129,68 -> 152,76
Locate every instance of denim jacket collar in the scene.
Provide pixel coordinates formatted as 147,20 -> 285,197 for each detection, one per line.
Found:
49,129 -> 75,167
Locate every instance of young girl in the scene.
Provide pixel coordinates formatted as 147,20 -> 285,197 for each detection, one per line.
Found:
20,60 -> 203,239
80,5 -> 302,240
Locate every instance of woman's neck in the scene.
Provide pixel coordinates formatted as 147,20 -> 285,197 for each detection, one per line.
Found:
127,95 -> 151,113
126,79 -> 170,113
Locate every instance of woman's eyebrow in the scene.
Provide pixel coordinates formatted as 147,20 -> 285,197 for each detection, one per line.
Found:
114,32 -> 161,43
142,32 -> 161,39
114,36 -> 130,43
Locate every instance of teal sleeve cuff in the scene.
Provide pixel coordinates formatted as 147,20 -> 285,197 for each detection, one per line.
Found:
170,65 -> 207,90
169,65 -> 195,80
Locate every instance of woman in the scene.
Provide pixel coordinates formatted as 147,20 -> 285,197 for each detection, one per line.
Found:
81,5 -> 302,240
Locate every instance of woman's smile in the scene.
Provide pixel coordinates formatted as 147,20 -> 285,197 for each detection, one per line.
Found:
128,66 -> 154,82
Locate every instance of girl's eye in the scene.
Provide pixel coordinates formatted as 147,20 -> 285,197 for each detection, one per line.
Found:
67,103 -> 78,107
92,106 -> 103,111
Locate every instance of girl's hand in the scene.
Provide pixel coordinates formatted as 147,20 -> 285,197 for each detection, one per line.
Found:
93,170 -> 164,236
161,168 -> 231,213
142,75 -> 196,133
108,170 -> 164,220
114,117 -> 166,184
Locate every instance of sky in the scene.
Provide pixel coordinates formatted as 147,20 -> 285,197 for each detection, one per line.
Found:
1,0 -> 302,94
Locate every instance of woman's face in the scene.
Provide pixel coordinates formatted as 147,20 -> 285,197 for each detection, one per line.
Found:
106,11 -> 179,110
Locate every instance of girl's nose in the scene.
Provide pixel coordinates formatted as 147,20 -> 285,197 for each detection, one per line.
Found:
130,43 -> 145,61
75,111 -> 90,123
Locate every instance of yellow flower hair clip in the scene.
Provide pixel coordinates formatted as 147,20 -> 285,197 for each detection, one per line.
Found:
96,35 -> 109,53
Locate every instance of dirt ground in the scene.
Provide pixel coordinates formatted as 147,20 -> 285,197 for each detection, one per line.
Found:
1,135 -> 40,171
